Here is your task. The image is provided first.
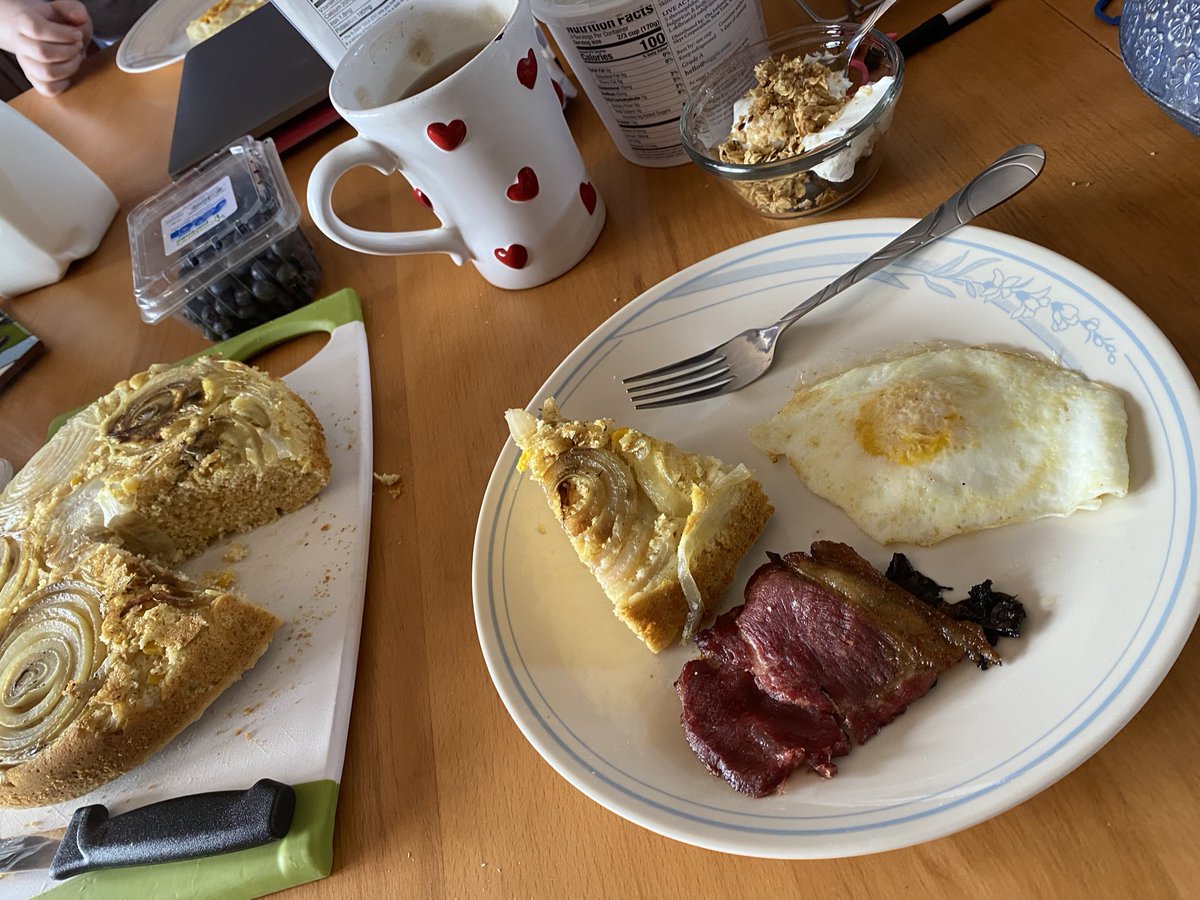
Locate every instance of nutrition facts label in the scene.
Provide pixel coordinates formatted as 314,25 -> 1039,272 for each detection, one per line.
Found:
547,0 -> 766,166
310,0 -> 393,46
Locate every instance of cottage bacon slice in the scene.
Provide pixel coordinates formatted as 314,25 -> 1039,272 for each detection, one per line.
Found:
676,542 -> 999,796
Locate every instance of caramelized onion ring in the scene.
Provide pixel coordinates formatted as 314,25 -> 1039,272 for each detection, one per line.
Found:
106,377 -> 205,443
0,535 -> 38,624
545,448 -> 635,549
544,448 -> 676,597
0,535 -> 19,591
0,411 -> 100,529
0,581 -> 105,768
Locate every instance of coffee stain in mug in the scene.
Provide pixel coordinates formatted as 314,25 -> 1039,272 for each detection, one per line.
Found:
397,43 -> 490,101
407,35 -> 435,67
352,2 -> 515,110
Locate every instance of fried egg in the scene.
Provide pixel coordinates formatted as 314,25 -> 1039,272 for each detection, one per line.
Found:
748,347 -> 1129,546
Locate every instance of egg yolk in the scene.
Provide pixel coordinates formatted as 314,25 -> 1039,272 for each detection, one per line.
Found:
854,381 -> 961,465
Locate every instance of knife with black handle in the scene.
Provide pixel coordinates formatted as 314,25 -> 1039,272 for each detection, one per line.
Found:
0,779 -> 295,880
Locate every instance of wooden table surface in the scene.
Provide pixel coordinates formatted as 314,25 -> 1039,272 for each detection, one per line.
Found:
5,0 -> 1200,896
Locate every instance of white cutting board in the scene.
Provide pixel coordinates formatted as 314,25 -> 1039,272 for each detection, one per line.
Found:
0,290 -> 373,897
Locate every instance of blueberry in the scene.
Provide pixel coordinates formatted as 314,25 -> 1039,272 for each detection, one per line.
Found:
252,279 -> 280,302
214,295 -> 242,319
250,260 -> 276,283
275,262 -> 300,288
216,272 -> 240,291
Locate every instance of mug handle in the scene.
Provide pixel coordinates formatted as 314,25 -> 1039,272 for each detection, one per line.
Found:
307,137 -> 470,263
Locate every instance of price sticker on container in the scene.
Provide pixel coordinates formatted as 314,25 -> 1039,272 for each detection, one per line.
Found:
534,0 -> 767,167
160,176 -> 239,257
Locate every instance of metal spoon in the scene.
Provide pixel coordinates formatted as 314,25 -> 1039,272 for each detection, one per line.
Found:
832,0 -> 900,72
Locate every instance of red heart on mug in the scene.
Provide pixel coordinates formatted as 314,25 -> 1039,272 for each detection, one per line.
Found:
506,167 -> 539,202
516,49 -> 537,89
580,182 -> 598,215
495,244 -> 529,268
427,120 -> 467,151
412,187 -> 433,209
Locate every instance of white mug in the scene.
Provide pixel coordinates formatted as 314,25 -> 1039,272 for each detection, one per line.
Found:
306,0 -> 605,290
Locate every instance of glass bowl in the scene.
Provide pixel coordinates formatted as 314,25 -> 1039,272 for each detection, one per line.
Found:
680,23 -> 905,219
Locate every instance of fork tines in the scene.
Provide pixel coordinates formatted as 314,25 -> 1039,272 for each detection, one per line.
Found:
622,354 -> 733,409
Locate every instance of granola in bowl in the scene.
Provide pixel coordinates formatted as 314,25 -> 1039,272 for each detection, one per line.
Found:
720,55 -> 853,165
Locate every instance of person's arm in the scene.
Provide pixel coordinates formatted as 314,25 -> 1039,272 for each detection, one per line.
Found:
0,0 -> 92,96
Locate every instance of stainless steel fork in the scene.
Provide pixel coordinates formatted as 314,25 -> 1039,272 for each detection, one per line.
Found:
622,144 -> 1046,409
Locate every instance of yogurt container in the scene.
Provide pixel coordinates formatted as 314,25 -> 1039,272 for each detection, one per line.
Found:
0,101 -> 118,298
532,0 -> 767,167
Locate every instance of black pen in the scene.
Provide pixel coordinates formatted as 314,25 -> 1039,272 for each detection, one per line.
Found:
897,0 -> 993,57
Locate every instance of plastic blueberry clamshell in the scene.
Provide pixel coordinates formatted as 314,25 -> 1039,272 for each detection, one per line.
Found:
128,136 -> 323,342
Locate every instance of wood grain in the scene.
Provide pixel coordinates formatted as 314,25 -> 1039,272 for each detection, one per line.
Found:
4,0 -> 1200,897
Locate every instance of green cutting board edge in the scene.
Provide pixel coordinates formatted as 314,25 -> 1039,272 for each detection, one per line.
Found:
47,288 -> 364,438
35,780 -> 338,899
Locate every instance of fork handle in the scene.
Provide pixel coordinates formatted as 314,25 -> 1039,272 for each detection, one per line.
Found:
774,144 -> 1046,332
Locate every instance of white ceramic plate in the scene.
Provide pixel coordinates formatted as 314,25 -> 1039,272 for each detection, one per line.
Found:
116,0 -> 215,73
472,219 -> 1200,858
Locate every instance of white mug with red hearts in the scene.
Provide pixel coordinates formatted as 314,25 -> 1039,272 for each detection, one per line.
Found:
306,0 -> 605,290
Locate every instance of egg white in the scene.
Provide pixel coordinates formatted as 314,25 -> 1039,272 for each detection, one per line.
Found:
748,347 -> 1130,546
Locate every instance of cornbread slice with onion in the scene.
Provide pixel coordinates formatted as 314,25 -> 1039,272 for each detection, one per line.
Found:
67,357 -> 328,563
0,543 -> 278,808
506,399 -> 773,652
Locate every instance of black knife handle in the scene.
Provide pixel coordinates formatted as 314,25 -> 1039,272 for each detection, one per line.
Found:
49,779 -> 295,880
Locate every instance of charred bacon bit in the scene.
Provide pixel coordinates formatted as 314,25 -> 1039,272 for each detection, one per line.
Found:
884,553 -> 950,605
946,580 -> 1026,645
885,553 -> 1027,669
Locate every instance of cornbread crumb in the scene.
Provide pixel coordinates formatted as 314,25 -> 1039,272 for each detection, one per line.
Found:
222,544 -> 248,563
373,471 -> 405,499
203,569 -> 238,590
